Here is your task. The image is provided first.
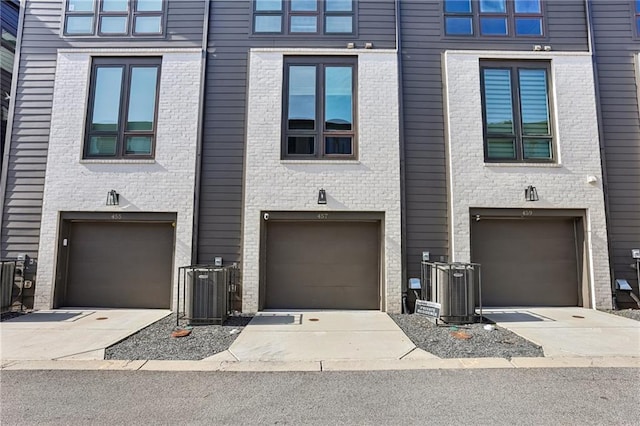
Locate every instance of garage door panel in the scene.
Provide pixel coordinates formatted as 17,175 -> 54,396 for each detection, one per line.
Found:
472,218 -> 579,307
64,221 -> 174,309
265,221 -> 380,309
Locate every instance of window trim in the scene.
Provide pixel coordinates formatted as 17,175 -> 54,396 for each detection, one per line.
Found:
480,60 -> 554,163
63,0 -> 166,38
282,56 -> 358,160
253,0 -> 356,36
443,0 -> 546,38
84,57 -> 162,160
634,0 -> 640,38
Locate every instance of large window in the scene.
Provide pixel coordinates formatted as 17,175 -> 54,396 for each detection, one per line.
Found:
64,0 -> 164,36
283,57 -> 356,159
444,0 -> 544,37
636,0 -> 640,35
480,61 -> 553,162
254,0 -> 354,35
85,57 -> 161,159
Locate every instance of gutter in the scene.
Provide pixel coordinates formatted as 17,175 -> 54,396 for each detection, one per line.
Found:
584,0 -> 616,308
0,0 -> 26,256
395,0 -> 409,309
190,0 -> 211,264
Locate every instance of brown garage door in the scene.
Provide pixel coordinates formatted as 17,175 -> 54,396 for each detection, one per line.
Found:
63,221 -> 174,309
471,218 -> 579,307
265,221 -> 380,309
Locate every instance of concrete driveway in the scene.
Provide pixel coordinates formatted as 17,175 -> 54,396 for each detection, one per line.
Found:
1,309 -> 170,361
227,310 -> 430,362
482,307 -> 640,357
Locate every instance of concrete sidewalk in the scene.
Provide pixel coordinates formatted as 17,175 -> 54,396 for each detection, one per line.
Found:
225,310 -> 431,362
483,307 -> 640,357
0,309 -> 171,361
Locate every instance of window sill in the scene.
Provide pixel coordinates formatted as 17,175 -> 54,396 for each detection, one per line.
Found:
281,159 -> 360,165
484,162 -> 561,168
80,159 -> 156,164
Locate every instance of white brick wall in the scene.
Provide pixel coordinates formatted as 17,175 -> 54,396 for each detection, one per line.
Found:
242,48 -> 402,313
443,51 -> 611,309
34,49 -> 202,309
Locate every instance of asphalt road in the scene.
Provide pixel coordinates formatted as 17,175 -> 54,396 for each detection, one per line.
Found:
1,368 -> 639,425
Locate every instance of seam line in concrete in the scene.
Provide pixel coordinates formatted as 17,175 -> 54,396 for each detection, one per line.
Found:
398,346 -> 418,360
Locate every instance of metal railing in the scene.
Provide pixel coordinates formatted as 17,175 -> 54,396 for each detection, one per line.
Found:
1,261 -> 16,313
176,264 -> 240,326
421,261 -> 482,324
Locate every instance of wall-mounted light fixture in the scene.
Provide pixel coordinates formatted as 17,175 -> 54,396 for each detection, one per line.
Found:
364,42 -> 373,49
533,45 -> 542,51
106,190 -> 120,206
318,189 -> 327,205
525,185 -> 539,202
543,45 -> 552,51
346,42 -> 355,49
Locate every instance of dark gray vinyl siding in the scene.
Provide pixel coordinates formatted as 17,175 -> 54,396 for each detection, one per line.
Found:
197,1 -> 397,264
1,0 -> 205,259
590,0 -> 640,298
399,0 -> 590,279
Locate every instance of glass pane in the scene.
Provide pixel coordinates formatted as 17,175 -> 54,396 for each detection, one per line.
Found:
137,0 -> 163,12
514,0 -> 541,14
255,15 -> 282,32
445,17 -> 473,35
91,67 -> 123,132
100,16 -> 128,34
255,0 -> 282,11
483,69 -> 514,134
287,136 -> 315,155
291,16 -> 317,32
288,66 -> 316,130
326,0 -> 352,12
102,0 -> 127,12
480,17 -> 507,35
88,136 -> 117,156
134,16 -> 162,33
444,0 -> 471,13
326,16 -> 352,33
637,0 -> 640,12
65,16 -> 94,34
291,0 -> 317,11
523,139 -> 552,159
127,67 -> 158,131
126,136 -> 153,155
519,69 -> 550,135
637,16 -> 640,34
67,0 -> 94,12
487,138 -> 516,159
325,137 -> 352,155
325,66 -> 352,131
479,0 -> 506,13
515,18 -> 542,35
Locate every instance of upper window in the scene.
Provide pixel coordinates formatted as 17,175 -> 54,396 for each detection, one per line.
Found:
64,0 -> 165,37
444,0 -> 544,37
283,57 -> 356,159
84,57 -> 161,159
635,0 -> 640,35
480,61 -> 553,162
254,0 -> 354,35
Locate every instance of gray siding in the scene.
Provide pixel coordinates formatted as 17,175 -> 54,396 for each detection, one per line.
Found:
590,0 -> 640,300
399,0 -> 591,280
1,0 -> 205,259
197,0 -> 397,264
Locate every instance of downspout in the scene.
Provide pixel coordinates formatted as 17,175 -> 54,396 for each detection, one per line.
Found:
395,0 -> 409,313
0,0 -> 26,256
585,0 -> 616,308
190,0 -> 211,265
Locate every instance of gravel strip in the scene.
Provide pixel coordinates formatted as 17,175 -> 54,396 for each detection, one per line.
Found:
390,314 -> 544,359
105,314 -> 253,361
600,309 -> 640,322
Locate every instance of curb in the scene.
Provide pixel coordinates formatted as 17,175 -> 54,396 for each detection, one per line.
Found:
2,356 -> 639,372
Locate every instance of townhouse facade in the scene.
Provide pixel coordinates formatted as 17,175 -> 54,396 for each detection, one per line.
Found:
1,1 -> 638,313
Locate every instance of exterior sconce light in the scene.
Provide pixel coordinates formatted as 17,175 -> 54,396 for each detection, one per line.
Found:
364,42 -> 373,49
346,42 -> 355,49
106,190 -> 120,206
533,45 -> 542,51
318,189 -> 327,205
525,185 -> 539,202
